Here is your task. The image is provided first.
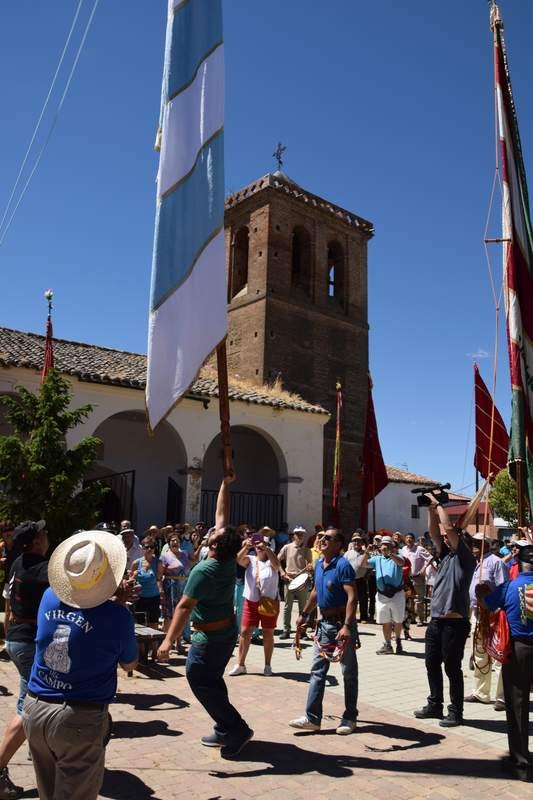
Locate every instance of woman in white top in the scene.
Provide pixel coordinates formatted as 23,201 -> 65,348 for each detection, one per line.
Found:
229,536 -> 281,676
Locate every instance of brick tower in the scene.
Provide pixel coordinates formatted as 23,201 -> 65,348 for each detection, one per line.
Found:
223,171 -> 374,530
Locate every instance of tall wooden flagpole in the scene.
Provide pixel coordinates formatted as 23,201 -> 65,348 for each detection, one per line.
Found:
216,341 -> 233,477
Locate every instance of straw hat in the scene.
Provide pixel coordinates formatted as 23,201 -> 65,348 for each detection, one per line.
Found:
48,531 -> 127,609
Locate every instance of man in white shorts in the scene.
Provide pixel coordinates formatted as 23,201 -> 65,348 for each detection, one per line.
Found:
365,536 -> 405,654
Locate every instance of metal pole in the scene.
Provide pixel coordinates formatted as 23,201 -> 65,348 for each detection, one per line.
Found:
371,473 -> 376,533
475,469 -> 480,531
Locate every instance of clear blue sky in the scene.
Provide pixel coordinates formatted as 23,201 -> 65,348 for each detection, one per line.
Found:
1,1 -> 533,495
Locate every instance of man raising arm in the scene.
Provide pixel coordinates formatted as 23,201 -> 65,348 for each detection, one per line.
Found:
158,473 -> 254,760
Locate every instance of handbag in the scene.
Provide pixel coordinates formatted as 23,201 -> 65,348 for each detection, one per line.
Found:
381,584 -> 403,599
485,609 -> 511,664
256,557 -> 279,617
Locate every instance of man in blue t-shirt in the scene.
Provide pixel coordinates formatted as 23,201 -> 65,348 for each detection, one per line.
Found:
22,531 -> 138,800
366,536 -> 406,655
288,528 -> 358,736
477,544 -> 533,783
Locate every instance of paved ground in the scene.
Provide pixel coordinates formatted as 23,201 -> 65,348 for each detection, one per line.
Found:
1,611 -> 532,799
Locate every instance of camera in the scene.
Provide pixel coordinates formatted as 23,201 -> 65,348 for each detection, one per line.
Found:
412,483 -> 451,507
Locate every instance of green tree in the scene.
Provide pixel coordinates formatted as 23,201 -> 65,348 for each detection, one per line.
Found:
488,468 -> 519,528
0,369 -> 107,545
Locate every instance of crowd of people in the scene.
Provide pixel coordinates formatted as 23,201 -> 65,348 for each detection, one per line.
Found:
0,485 -> 532,798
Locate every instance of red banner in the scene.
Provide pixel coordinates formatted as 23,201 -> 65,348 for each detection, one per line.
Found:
360,375 -> 388,525
474,363 -> 509,480
331,382 -> 342,526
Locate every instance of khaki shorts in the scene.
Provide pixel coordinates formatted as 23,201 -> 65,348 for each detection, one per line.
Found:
376,591 -> 406,624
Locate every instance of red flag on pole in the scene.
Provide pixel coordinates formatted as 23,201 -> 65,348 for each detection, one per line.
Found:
42,289 -> 54,382
360,375 -> 388,525
474,362 -> 509,480
331,382 -> 342,526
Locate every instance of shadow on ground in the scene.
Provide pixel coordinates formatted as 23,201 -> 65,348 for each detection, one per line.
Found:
111,720 -> 182,739
133,663 -> 184,680
465,717 -> 533,734
101,769 -> 162,800
291,718 -> 444,753
116,692 -> 189,711
210,738 -> 509,781
272,671 -> 338,687
397,650 -> 426,659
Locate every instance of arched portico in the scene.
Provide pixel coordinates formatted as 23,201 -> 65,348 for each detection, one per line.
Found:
201,425 -> 288,529
87,410 -> 187,531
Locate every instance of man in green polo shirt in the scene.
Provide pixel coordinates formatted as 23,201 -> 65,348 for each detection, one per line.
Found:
158,474 -> 252,759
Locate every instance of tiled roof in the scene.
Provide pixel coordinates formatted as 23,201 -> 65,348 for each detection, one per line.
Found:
225,172 -> 374,237
0,327 -> 328,415
385,466 -> 441,485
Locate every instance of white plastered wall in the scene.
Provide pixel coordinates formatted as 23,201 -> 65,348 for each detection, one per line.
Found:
0,366 -> 327,532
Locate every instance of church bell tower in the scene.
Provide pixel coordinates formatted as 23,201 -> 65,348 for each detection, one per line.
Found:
223,170 -> 374,529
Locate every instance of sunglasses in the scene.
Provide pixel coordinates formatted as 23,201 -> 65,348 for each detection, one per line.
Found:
142,544 -> 154,550
318,535 -> 334,542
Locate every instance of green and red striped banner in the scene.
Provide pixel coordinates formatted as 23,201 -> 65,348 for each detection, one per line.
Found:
331,381 -> 342,526
493,5 -> 533,510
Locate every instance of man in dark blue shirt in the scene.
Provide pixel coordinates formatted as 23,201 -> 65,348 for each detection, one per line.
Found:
477,543 -> 533,783
289,528 -> 358,735
21,531 -> 138,800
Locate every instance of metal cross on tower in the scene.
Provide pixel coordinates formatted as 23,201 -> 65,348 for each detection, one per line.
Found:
273,142 -> 287,170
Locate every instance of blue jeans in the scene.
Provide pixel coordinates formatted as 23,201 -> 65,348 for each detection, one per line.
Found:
186,635 -> 250,741
305,620 -> 358,725
234,580 -> 244,629
6,639 -> 36,714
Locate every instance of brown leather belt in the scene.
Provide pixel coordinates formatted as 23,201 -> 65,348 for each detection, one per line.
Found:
193,615 -> 235,632
27,690 -> 106,710
320,606 -> 346,622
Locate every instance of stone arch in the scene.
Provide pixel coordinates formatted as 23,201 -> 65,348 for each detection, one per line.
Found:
327,240 -> 345,304
88,410 -> 187,531
291,225 -> 312,296
229,226 -> 249,300
201,425 -> 288,529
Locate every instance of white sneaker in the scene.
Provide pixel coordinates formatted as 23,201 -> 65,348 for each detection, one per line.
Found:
263,665 -> 273,676
228,664 -> 247,676
336,719 -> 357,735
289,716 -> 321,731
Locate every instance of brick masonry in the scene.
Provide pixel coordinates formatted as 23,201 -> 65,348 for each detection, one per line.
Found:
224,173 -> 373,530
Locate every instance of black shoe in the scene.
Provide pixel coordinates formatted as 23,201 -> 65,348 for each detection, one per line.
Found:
395,640 -> 403,655
0,767 -> 23,800
413,704 -> 443,720
220,728 -> 254,759
279,631 -> 290,640
439,714 -> 463,728
376,642 -> 394,655
201,732 -> 226,748
501,756 -> 532,782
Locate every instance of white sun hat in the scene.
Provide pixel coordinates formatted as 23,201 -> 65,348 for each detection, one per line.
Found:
48,531 -> 127,609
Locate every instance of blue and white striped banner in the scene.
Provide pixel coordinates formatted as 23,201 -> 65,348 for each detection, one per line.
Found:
146,0 -> 226,429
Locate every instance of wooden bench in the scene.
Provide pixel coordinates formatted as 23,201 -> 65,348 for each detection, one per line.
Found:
130,624 -> 166,674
